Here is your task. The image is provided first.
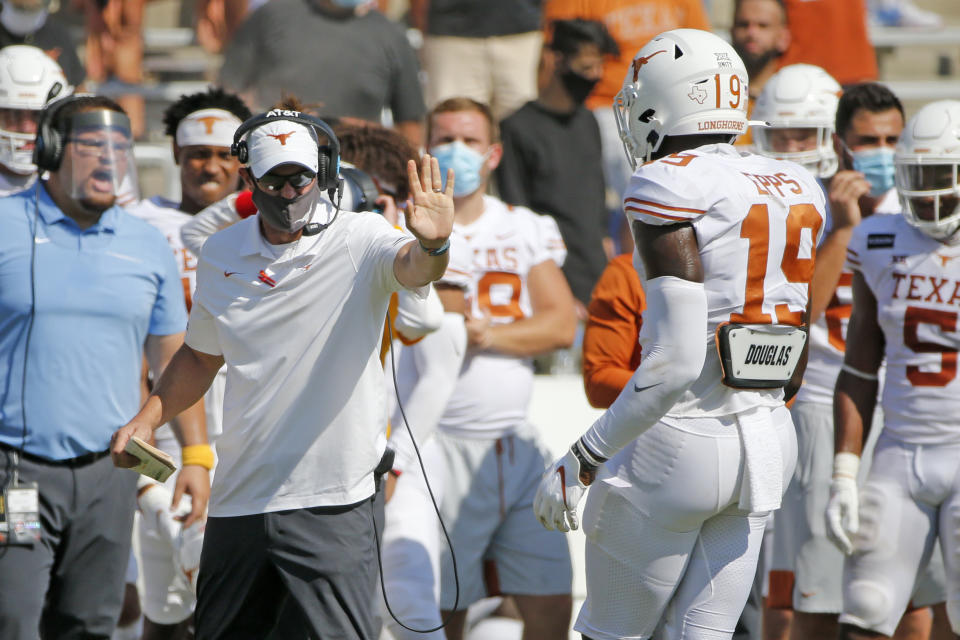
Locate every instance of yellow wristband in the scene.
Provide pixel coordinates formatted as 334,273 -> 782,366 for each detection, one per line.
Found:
181,444 -> 214,470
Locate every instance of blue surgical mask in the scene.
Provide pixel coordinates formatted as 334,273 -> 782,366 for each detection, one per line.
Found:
430,141 -> 488,197
851,147 -> 896,197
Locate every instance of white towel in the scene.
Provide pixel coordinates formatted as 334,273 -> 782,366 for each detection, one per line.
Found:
737,406 -> 782,513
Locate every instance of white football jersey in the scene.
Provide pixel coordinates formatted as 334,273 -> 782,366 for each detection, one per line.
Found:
624,144 -> 826,417
127,196 -> 224,449
847,213 -> 960,444
796,189 -> 901,405
437,196 -> 566,438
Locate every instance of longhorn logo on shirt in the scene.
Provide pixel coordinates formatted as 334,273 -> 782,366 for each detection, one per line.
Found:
939,254 -> 959,267
197,116 -> 223,135
632,50 -> 667,82
267,131 -> 296,145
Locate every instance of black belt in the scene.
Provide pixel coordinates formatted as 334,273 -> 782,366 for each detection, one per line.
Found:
0,442 -> 111,467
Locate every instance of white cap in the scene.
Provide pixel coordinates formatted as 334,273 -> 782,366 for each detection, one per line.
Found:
246,120 -> 319,178
175,108 -> 242,148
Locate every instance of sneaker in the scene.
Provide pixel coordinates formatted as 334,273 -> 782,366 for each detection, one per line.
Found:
871,0 -> 943,28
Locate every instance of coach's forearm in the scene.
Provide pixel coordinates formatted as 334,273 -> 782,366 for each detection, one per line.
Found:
394,239 -> 450,288
133,345 -> 223,441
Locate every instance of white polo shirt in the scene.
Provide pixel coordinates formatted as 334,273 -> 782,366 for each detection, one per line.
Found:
186,203 -> 420,517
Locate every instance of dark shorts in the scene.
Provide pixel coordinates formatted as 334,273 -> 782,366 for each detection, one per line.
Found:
195,494 -> 382,640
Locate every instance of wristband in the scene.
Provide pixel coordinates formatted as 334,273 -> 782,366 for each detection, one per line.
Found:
419,238 -> 450,256
182,444 -> 215,470
832,451 -> 860,480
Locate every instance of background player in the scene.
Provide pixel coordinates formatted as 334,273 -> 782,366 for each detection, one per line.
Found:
828,99 -> 960,640
426,96 -> 578,640
126,87 -> 250,640
535,28 -> 827,639
0,44 -> 70,195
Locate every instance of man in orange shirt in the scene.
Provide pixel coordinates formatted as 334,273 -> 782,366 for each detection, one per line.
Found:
581,253 -> 644,409
543,0 -> 710,241
779,0 -> 877,86
729,0 -> 791,148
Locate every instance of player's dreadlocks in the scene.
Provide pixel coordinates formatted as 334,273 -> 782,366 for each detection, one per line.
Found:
162,87 -> 252,137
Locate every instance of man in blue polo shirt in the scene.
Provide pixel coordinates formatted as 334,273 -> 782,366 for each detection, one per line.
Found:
0,95 -> 210,640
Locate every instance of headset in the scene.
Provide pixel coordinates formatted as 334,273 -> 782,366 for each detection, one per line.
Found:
231,110 -> 341,192
33,93 -> 129,173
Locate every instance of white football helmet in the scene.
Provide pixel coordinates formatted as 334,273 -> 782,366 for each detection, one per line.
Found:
614,28 -> 750,169
0,44 -> 71,175
895,100 -> 960,242
752,64 -> 841,178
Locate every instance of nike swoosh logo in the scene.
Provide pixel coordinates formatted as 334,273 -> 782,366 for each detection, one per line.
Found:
224,271 -> 238,277
634,382 -> 663,393
800,591 -> 816,598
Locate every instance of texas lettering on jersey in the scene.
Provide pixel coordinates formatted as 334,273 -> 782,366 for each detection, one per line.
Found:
848,213 -> 960,443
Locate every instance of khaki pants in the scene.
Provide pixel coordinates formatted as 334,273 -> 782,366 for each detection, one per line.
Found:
422,31 -> 542,121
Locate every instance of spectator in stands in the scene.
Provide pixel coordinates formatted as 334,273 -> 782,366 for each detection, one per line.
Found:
80,0 -> 146,138
0,0 -> 83,86
497,19 -> 618,313
731,0 -> 790,106
869,0 -> 942,28
541,0 -> 710,253
219,0 -> 426,147
779,0 -> 877,86
196,0 -> 269,53
411,0 -> 544,121
0,95 -> 208,640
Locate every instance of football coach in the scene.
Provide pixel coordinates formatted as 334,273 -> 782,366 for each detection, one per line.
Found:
110,109 -> 455,639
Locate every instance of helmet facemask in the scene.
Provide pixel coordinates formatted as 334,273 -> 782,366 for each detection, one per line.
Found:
897,162 -> 960,242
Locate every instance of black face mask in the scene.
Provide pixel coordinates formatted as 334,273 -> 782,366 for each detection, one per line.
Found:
252,183 -> 320,233
560,69 -> 600,105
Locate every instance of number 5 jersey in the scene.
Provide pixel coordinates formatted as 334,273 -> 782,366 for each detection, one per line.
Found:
847,212 -> 960,444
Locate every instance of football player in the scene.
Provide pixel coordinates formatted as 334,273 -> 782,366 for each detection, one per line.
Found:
0,44 -> 70,195
426,96 -> 578,640
827,99 -> 960,639
758,74 -> 949,640
125,87 -> 250,640
534,29 -> 827,639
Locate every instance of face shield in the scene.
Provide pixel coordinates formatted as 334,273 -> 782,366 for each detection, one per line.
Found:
59,109 -> 138,207
897,162 -> 960,240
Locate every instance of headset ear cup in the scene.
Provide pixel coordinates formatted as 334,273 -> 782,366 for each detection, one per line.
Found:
318,152 -> 329,190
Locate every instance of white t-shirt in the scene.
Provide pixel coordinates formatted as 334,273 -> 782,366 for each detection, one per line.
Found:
186,204 -> 420,516
0,170 -> 35,196
127,196 -> 225,450
847,213 -> 960,445
624,144 -> 827,418
437,196 -> 566,438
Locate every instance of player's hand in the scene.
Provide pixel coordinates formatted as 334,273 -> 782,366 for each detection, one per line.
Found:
828,170 -> 871,229
464,308 -> 493,349
825,475 -> 858,554
534,446 -> 592,532
173,464 -> 209,528
110,421 -> 154,468
404,154 -> 454,250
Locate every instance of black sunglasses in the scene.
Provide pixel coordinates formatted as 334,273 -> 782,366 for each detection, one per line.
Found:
257,169 -> 317,193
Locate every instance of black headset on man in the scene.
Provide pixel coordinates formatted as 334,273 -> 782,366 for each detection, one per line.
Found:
231,109 -> 344,236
